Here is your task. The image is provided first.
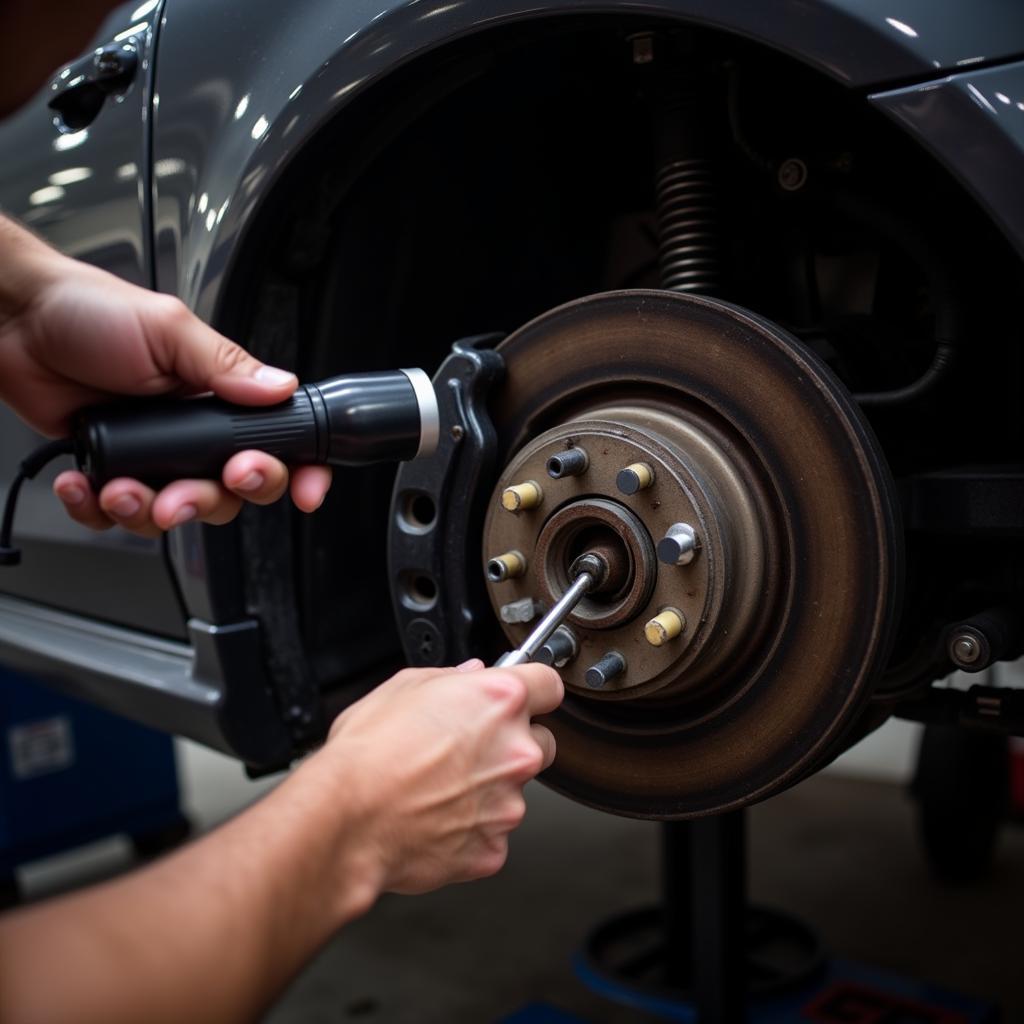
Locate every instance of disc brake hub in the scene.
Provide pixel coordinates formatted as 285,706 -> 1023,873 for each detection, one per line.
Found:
484,400 -> 768,701
390,290 -> 901,819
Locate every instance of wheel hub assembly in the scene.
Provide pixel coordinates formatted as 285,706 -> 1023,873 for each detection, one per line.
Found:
482,290 -> 901,818
390,289 -> 902,819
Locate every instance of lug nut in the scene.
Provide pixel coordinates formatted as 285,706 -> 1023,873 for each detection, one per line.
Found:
657,523 -> 698,566
501,481 -> 543,512
616,462 -> 654,495
487,551 -> 526,582
585,651 -> 627,689
500,597 -> 540,624
645,608 -> 685,647
546,448 -> 589,479
534,625 -> 578,668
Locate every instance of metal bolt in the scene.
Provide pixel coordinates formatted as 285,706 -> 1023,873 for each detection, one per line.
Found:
501,481 -> 543,512
616,462 -> 655,495
547,447 -> 589,479
777,157 -> 808,192
569,551 -> 610,590
949,632 -> 982,667
500,597 -> 540,624
657,523 -> 698,566
487,550 -> 526,582
585,651 -> 627,689
534,625 -> 578,668
645,608 -> 685,647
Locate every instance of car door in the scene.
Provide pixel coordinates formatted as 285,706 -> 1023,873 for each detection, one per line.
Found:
0,0 -> 185,638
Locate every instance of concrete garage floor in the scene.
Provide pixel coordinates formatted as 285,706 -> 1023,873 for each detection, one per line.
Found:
15,740 -> 1024,1023
264,774 -> 1024,1024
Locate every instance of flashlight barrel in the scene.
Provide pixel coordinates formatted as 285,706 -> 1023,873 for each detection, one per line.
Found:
308,370 -> 434,466
74,369 -> 438,489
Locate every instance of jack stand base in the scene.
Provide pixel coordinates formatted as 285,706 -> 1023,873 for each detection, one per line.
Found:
578,903 -> 824,1020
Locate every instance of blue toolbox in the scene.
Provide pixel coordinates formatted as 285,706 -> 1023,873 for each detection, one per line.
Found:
0,666 -> 187,899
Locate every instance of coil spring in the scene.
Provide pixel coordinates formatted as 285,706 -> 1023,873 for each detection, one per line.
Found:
656,157 -> 719,294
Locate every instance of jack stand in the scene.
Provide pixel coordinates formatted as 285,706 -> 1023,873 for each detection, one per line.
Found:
579,811 -> 824,1022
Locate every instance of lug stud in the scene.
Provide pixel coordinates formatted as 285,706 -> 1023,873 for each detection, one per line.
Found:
616,462 -> 654,495
657,522 -> 698,566
487,551 -> 526,582
546,448 -> 589,479
501,481 -> 543,512
534,625 -> 578,668
645,608 -> 685,647
500,597 -> 540,624
585,651 -> 627,689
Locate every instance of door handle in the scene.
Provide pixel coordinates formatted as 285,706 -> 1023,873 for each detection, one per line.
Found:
48,42 -> 139,132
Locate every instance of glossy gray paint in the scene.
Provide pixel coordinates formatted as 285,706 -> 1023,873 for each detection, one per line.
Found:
872,60 -> 1024,259
0,0 -> 184,637
0,595 -> 291,763
0,1 -> 154,286
151,0 -> 1024,321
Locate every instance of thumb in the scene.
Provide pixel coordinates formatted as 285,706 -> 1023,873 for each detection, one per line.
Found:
156,300 -> 297,406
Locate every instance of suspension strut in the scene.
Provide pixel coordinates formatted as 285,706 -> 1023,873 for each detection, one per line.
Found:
635,32 -> 721,295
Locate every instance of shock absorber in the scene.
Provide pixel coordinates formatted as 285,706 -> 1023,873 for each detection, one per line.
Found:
656,151 -> 719,293
637,33 -> 721,295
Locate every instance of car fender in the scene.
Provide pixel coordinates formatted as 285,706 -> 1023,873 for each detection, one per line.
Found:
151,0 -> 1024,316
871,60 -> 1024,260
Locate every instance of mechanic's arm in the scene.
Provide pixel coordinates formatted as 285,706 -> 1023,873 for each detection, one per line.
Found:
0,212 -> 332,533
0,660 -> 563,1024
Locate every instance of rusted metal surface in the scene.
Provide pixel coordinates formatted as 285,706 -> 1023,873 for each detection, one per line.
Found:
483,289 -> 902,819
534,498 -> 653,629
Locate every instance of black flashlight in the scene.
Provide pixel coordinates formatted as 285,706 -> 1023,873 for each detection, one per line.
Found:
73,368 -> 439,488
0,368 -> 439,565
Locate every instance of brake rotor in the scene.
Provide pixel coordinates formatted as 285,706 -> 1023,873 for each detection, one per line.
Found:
482,290 -> 901,819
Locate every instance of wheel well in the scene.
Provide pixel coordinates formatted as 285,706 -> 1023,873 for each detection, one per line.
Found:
216,14 -> 1024,727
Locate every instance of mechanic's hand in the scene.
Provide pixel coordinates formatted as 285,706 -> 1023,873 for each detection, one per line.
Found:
0,217 -> 331,536
318,660 -> 563,895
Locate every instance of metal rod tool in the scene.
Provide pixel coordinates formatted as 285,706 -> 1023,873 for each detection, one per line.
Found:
493,551 -> 608,668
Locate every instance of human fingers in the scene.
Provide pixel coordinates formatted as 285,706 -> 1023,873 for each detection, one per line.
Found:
457,835 -> 510,884
147,295 -> 298,406
327,662 -> 484,739
151,479 -> 243,530
53,470 -> 114,531
222,451 -> 289,506
289,465 -> 332,512
97,479 -> 162,538
452,665 -> 562,722
475,788 -> 528,843
530,723 -> 557,771
456,659 -> 485,673
511,663 -> 565,717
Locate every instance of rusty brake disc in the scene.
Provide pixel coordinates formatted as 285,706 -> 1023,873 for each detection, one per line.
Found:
480,289 -> 902,819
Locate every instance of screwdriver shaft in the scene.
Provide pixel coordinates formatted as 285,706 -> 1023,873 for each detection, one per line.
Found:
494,572 -> 593,668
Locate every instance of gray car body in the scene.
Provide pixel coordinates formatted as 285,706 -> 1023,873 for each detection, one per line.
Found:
1,0 -> 1023,761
